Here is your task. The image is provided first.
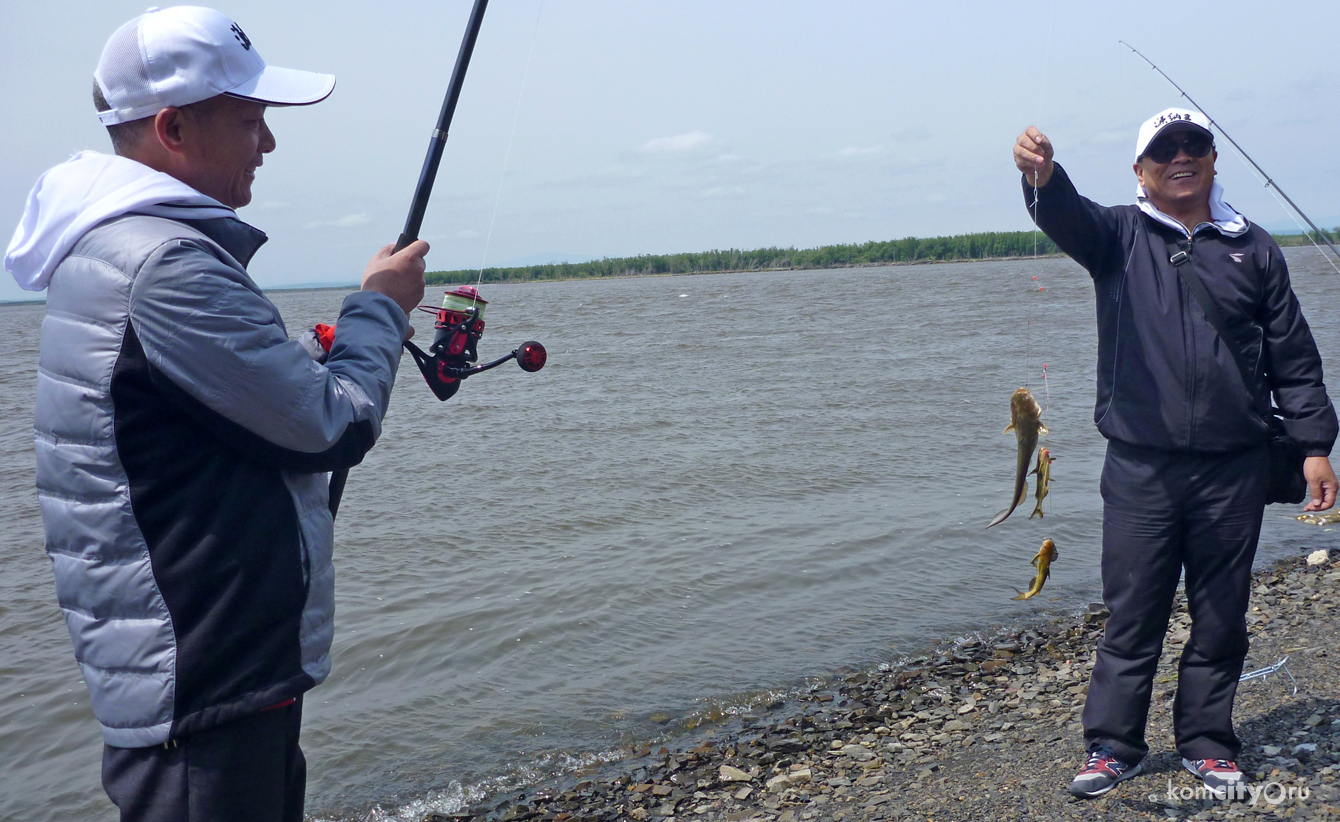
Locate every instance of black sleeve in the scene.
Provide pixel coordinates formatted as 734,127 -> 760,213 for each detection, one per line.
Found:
1258,236 -> 1339,456
1022,164 -> 1127,278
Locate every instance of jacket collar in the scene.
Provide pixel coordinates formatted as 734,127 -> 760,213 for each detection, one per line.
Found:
1136,178 -> 1249,238
180,217 -> 268,268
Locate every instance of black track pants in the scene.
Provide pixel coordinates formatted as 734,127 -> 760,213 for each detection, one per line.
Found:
101,697 -> 305,822
1082,441 -> 1268,765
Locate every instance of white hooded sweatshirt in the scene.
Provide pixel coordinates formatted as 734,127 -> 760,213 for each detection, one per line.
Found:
1135,177 -> 1249,238
5,151 -> 236,291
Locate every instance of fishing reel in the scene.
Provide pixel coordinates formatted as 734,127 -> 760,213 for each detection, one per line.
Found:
404,284 -> 546,402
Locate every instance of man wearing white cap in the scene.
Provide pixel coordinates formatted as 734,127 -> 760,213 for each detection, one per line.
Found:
5,7 -> 429,820
1012,113 -> 1338,799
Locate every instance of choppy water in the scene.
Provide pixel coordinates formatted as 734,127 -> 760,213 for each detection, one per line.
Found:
3,250 -> 1338,820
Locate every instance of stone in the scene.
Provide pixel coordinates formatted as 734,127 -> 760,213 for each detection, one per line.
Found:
718,765 -> 751,783
733,787 -> 753,801
1307,549 -> 1330,566
765,774 -> 791,793
841,744 -> 875,761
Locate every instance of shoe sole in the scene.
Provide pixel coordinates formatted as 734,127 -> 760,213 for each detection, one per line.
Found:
1181,758 -> 1244,797
1070,760 -> 1143,799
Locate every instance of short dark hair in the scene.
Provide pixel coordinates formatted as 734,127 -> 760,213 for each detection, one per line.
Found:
93,80 -> 152,155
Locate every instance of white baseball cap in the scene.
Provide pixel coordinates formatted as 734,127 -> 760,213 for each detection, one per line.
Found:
94,6 -> 335,125
1134,107 -> 1213,161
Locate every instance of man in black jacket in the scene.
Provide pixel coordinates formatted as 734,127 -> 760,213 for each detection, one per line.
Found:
1013,108 -> 1338,799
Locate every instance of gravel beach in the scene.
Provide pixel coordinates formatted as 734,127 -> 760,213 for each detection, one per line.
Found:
418,548 -> 1340,822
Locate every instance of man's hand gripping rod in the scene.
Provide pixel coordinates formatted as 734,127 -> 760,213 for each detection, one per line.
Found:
329,0 -> 546,516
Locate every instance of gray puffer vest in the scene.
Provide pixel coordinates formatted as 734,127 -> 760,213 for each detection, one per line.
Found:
36,213 -> 406,747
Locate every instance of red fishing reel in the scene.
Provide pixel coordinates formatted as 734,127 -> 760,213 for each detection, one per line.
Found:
404,285 -> 546,402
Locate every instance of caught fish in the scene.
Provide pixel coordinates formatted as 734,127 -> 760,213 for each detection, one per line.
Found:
1296,511 -> 1340,526
1029,447 -> 1053,519
1012,538 -> 1059,601
987,387 -> 1048,528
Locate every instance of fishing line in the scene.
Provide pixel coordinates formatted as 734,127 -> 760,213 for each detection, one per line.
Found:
1226,150 -> 1340,275
472,0 -> 546,302
1024,0 -> 1058,397
1119,40 -> 1340,275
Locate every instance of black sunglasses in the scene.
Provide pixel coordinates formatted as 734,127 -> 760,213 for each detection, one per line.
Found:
1142,131 -> 1214,164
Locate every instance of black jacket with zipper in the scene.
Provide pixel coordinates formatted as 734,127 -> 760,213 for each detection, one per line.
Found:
1025,164 -> 1336,456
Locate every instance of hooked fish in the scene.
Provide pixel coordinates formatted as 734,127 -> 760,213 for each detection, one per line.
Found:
1296,511 -> 1340,526
1028,447 -> 1053,519
987,387 -> 1048,528
1012,538 -> 1059,601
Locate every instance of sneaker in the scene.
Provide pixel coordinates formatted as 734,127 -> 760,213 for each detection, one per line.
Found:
1182,758 -> 1245,798
1070,747 -> 1143,798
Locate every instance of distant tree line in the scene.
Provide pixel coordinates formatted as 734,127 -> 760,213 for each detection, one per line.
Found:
425,230 -> 1064,285
1273,228 -> 1340,248
423,227 -> 1340,285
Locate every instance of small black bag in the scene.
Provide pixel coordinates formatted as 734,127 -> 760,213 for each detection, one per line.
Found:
1265,416 -> 1308,504
1167,238 -> 1307,504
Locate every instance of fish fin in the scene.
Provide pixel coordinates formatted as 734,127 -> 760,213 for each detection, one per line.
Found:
1011,588 -> 1027,600
1014,486 -> 1029,507
1029,507 -> 1043,519
1004,423 -> 1015,433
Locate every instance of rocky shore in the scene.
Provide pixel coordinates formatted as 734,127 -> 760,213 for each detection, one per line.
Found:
424,549 -> 1340,822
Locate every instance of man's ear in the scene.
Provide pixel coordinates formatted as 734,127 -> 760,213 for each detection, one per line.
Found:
152,107 -> 189,156
1133,160 -> 1146,188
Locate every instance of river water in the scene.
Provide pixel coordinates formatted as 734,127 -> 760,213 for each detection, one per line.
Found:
3,250 -> 1338,820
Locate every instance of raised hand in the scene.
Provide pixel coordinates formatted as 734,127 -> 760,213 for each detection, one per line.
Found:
1014,126 -> 1055,188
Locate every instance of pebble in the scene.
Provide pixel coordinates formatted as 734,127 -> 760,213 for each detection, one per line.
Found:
428,551 -> 1340,822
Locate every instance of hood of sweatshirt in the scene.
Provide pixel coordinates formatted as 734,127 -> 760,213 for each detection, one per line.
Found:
5,151 -> 237,291
1135,177 -> 1249,238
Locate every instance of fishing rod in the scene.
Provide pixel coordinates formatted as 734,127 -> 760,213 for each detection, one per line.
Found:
329,0 -> 547,516
1120,41 -> 1340,265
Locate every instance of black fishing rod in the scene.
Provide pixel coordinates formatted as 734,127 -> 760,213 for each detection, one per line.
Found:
1120,41 -> 1340,265
329,0 -> 546,516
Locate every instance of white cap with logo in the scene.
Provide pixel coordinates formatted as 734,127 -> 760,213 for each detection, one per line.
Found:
94,6 -> 335,125
1134,107 -> 1213,161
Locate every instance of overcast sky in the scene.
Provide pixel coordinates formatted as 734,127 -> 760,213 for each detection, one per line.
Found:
2,1 -> 1338,302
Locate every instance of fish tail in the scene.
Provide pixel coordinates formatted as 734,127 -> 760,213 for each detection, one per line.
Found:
986,507 -> 1015,528
1029,506 -> 1044,519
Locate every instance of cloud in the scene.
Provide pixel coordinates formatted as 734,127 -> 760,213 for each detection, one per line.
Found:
641,130 -> 712,153
830,145 -> 884,159
257,200 -> 291,211
304,213 -> 373,230
456,228 -> 480,239
698,185 -> 744,199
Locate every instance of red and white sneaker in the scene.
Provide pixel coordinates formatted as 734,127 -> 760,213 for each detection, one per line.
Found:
1070,747 -> 1143,798
1182,758 -> 1245,798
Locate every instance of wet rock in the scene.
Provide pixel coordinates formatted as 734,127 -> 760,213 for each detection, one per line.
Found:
840,744 -> 874,761
718,765 -> 751,782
